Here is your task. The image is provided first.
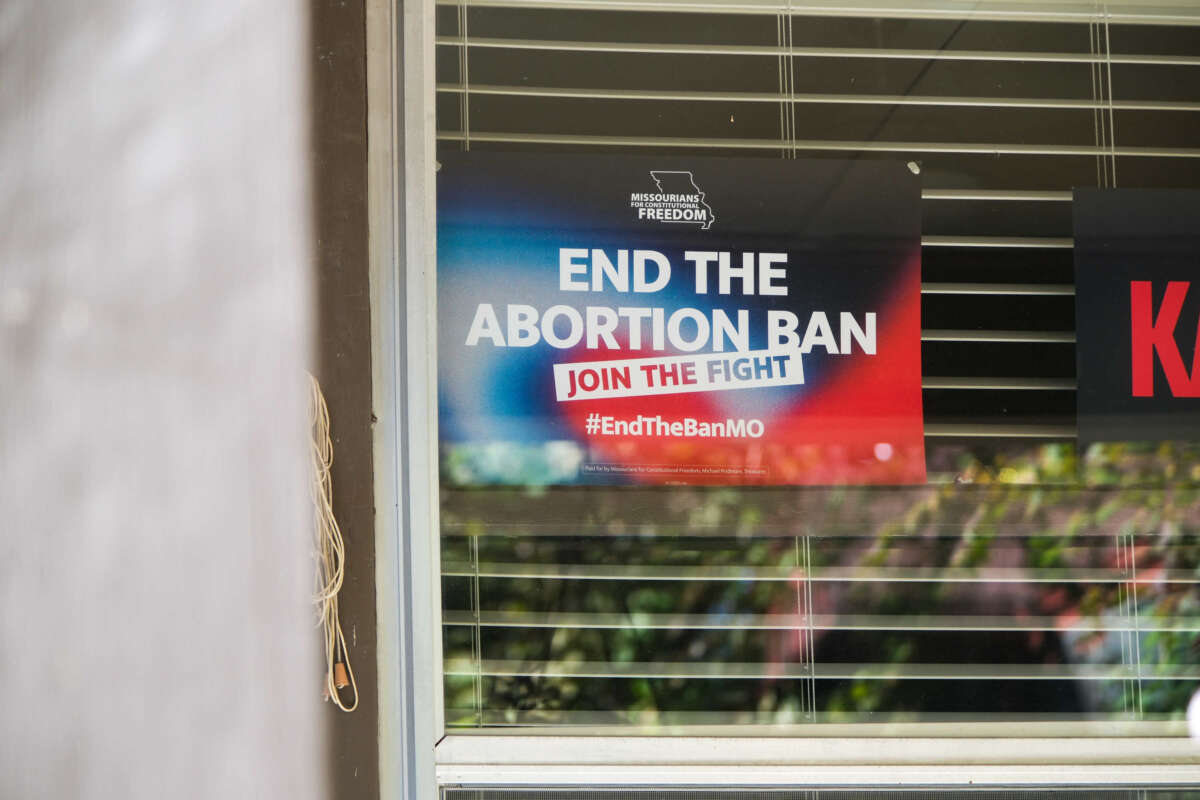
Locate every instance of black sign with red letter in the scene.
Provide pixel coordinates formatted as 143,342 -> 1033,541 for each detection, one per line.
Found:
1074,189 -> 1200,446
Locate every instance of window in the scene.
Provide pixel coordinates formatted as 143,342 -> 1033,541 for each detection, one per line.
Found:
388,0 -> 1200,788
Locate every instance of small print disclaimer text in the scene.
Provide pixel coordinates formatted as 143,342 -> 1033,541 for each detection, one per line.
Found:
581,463 -> 768,478
584,413 -> 765,439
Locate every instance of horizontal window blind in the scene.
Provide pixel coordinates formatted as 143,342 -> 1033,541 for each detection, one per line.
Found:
434,1 -> 1200,736
437,1 -> 1200,25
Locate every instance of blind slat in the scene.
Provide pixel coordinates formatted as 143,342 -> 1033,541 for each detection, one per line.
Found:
442,562 -> 1199,583
443,610 -> 1200,632
437,131 -> 1200,159
446,709 -> 1191,734
923,190 -> 1073,201
440,84 -> 1200,113
445,659 -> 1200,680
434,0 -> 1200,26
922,236 -> 1075,248
436,36 -> 1200,66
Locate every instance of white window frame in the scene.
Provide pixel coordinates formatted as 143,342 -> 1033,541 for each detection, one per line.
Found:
366,0 -> 1200,793
368,0 -> 443,796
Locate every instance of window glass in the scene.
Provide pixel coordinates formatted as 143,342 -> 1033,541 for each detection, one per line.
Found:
435,2 -> 1200,736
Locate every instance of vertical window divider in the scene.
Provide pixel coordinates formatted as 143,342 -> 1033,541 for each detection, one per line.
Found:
804,532 -> 817,720
1090,15 -> 1105,187
471,533 -> 485,727
792,536 -> 808,720
787,0 -> 797,159
1103,4 -> 1119,186
776,14 -> 787,158
459,0 -> 471,150
1129,530 -> 1144,717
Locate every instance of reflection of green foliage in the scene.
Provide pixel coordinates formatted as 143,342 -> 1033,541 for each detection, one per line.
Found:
443,441 -> 586,485
1143,627 -> 1200,714
442,441 -> 1200,728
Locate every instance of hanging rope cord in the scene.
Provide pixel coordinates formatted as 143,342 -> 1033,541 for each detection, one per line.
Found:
308,373 -> 358,712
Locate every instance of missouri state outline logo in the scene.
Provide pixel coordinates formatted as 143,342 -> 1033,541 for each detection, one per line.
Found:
629,170 -> 715,230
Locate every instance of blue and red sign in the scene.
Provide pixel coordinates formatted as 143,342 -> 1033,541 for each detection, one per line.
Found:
437,153 -> 925,485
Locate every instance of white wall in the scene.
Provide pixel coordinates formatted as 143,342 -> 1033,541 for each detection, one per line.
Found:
0,2 -> 323,797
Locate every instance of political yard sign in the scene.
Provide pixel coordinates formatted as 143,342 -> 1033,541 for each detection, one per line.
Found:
437,153 -> 925,486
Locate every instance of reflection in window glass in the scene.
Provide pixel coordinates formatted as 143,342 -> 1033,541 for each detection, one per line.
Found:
435,4 -> 1200,735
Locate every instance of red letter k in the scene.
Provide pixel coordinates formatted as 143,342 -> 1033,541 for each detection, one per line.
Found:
1131,280 -> 1200,397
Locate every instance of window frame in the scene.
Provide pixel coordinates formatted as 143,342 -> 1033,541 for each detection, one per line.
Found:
368,0 -> 444,796
367,0 -> 1200,793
